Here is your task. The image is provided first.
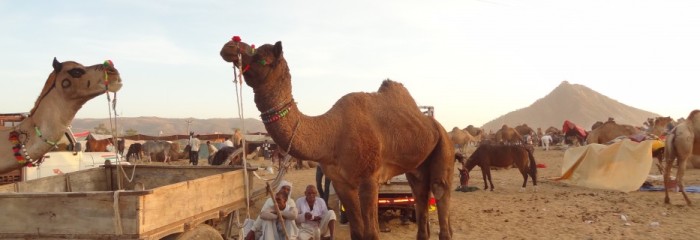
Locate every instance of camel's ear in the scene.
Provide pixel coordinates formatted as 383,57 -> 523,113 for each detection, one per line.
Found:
52,57 -> 62,73
273,41 -> 283,58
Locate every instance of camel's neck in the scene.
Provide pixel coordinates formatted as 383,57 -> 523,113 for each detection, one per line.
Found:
251,69 -> 335,163
0,95 -> 80,174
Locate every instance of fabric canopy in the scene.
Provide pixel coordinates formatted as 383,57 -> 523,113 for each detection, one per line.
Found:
553,139 -> 654,192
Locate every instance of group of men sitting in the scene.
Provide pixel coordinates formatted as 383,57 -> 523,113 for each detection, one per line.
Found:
244,180 -> 336,240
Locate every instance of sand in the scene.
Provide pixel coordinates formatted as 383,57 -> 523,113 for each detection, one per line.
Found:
156,146 -> 700,239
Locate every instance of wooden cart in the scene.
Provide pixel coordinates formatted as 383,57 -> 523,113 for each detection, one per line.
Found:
0,164 -> 255,239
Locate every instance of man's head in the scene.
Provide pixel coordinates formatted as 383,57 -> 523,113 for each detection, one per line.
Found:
305,185 -> 318,203
275,191 -> 288,210
278,180 -> 292,197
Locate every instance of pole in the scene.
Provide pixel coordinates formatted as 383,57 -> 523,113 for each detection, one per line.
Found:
266,182 -> 290,240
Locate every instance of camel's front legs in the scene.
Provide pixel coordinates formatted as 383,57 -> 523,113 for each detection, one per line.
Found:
406,172 -> 431,240
358,180 -> 380,240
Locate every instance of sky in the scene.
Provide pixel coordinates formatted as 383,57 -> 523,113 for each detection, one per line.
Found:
1,0 -> 699,131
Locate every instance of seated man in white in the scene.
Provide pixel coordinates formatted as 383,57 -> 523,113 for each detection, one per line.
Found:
246,181 -> 298,240
296,185 -> 336,240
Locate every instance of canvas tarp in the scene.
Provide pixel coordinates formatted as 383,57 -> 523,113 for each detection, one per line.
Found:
552,139 -> 654,192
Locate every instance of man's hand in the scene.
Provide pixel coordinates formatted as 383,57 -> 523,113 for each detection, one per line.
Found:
305,212 -> 313,221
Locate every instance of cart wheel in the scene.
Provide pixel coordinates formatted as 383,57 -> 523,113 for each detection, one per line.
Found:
175,224 -> 223,240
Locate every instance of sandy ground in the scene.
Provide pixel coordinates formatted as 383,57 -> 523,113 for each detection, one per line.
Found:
154,146 -> 700,240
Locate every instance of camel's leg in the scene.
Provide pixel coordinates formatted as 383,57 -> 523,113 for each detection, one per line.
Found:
406,170 -> 431,240
427,139 -> 455,240
663,154 -> 675,204
677,156 -> 693,206
332,180 -> 365,239
358,180 -> 380,240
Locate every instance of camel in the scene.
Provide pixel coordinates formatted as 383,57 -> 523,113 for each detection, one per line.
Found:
515,124 -> 536,145
591,121 -> 604,131
495,125 -> 523,145
220,39 -> 454,240
449,127 -> 474,153
463,125 -> 483,145
663,110 -> 700,205
649,116 -> 675,137
0,58 -> 122,174
585,121 -> 642,144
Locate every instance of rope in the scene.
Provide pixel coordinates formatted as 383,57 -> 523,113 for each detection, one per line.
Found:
233,50 -> 252,220
112,189 -> 125,235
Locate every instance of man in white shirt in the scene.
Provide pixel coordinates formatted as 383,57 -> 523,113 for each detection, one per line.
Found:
188,133 -> 201,165
541,134 -> 553,151
296,185 -> 336,240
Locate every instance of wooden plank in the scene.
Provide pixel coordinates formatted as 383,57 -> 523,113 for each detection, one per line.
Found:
138,170 -> 246,235
0,192 -> 141,236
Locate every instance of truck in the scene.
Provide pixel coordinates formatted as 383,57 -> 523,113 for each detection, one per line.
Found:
0,112 -> 127,184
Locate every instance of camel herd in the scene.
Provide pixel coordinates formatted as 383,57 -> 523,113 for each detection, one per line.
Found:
448,113 -> 700,207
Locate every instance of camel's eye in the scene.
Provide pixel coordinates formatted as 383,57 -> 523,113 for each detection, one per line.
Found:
67,68 -> 85,78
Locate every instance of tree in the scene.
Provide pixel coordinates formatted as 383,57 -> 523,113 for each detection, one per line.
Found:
125,128 -> 138,136
93,123 -> 110,134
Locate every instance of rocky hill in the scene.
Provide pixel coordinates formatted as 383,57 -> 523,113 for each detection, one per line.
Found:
71,117 -> 266,136
481,81 -> 660,133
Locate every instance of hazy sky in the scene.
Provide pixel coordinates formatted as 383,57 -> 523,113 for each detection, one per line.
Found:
1,0 -> 699,131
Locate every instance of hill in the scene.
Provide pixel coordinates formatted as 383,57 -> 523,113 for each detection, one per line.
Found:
481,81 -> 661,132
71,117 -> 266,136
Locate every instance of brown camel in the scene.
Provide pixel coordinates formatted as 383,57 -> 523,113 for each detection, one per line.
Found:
495,124 -> 523,144
220,39 -> 454,240
449,127 -> 474,153
591,121 -> 604,131
664,110 -> 700,205
463,125 -> 483,145
585,121 -> 642,144
1,58 -> 122,174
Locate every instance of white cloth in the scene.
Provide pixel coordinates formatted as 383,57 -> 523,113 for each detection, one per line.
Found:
296,197 -> 335,240
224,139 -> 234,147
189,137 -> 201,151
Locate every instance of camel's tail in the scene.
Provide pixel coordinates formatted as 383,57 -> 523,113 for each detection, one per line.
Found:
664,128 -> 677,165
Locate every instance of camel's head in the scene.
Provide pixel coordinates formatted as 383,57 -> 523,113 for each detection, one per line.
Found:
49,58 -> 122,97
30,58 -> 122,115
220,37 -> 284,88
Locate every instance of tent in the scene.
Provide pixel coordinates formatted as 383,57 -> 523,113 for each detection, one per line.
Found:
552,139 -> 654,192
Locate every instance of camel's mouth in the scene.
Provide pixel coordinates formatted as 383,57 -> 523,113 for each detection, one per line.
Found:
220,40 -> 253,66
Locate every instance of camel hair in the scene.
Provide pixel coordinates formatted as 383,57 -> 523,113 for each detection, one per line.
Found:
664,109 -> 700,205
0,58 -> 122,174
220,39 -> 454,240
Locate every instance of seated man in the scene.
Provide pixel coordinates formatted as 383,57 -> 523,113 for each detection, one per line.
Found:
246,181 -> 298,240
296,185 -> 336,240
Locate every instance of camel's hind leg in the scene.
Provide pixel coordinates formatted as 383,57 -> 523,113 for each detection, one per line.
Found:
428,128 -> 455,240
676,158 -> 693,205
406,170 -> 431,240
331,179 -> 366,239
665,126 -> 694,205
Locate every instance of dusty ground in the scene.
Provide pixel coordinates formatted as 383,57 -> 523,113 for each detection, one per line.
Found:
156,146 -> 700,240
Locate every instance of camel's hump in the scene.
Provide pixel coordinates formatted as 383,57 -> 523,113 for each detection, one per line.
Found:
378,79 -> 409,95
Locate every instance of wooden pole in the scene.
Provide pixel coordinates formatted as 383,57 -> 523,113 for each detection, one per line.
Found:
265,182 -> 290,240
